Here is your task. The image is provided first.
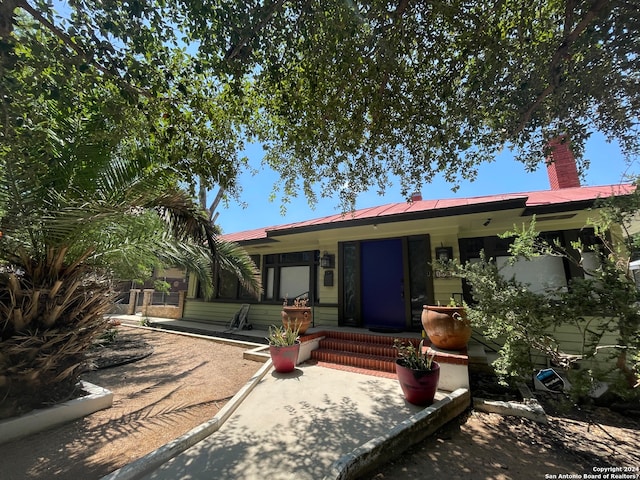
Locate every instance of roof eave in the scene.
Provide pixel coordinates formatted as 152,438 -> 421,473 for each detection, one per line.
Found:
267,197 -> 529,237
234,237 -> 280,247
522,198 -> 600,216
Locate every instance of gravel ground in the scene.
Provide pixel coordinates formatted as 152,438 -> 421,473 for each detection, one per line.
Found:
0,326 -> 262,480
1,325 -> 638,480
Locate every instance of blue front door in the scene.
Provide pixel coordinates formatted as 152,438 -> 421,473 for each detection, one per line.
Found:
360,239 -> 406,330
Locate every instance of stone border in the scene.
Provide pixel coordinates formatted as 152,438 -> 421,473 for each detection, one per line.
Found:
324,388 -> 471,480
243,344 -> 270,362
0,381 -> 113,444
472,383 -> 547,424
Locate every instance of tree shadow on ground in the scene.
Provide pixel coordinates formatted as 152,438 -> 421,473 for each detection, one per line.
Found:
0,329 -> 259,480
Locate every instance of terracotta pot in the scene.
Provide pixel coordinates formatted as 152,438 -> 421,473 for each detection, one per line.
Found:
269,342 -> 300,373
281,307 -> 312,335
421,305 -> 472,351
395,359 -> 440,406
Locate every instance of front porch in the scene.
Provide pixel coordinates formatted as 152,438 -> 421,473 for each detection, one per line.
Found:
114,314 -> 474,393
106,314 -> 474,479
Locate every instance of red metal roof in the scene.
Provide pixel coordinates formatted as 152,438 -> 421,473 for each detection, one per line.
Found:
222,184 -> 635,243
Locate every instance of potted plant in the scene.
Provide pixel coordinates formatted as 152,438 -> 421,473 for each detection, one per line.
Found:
281,296 -> 312,335
266,324 -> 300,373
422,298 -> 472,351
394,338 -> 440,406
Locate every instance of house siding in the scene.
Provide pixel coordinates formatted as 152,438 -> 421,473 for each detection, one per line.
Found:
183,300 -> 338,329
475,317 -> 621,372
551,318 -> 621,358
182,300 -> 239,325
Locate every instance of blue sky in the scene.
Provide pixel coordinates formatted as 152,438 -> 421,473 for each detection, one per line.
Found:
215,132 -> 638,234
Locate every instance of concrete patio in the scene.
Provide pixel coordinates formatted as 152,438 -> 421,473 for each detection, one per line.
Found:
101,316 -> 471,480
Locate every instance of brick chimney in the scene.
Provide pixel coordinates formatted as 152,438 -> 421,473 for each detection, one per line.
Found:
546,136 -> 580,190
410,192 -> 422,202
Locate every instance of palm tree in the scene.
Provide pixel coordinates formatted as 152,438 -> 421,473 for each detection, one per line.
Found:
0,137 -> 260,419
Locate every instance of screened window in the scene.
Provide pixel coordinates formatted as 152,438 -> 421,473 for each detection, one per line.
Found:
459,228 -> 600,302
496,255 -> 568,295
279,266 -> 311,300
263,250 -> 316,303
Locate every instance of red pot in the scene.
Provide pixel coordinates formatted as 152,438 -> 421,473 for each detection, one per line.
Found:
395,359 -> 440,406
269,342 -> 300,373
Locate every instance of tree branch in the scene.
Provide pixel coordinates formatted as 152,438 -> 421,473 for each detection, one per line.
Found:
0,0 -> 18,83
395,0 -> 410,18
15,0 -> 152,98
511,0 -> 610,136
0,0 -> 18,39
225,0 -> 287,61
375,0 -> 411,105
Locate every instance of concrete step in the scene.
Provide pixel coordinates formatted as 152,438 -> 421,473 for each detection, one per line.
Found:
467,342 -> 499,374
298,330 -> 470,391
309,331 -> 416,374
308,331 -> 468,375
311,348 -> 397,373
318,337 -> 399,358
312,330 -> 418,346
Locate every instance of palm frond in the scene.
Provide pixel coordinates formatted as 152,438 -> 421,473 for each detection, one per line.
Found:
214,238 -> 262,296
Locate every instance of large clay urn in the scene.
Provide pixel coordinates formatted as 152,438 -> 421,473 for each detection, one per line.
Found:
421,305 -> 472,351
281,307 -> 312,335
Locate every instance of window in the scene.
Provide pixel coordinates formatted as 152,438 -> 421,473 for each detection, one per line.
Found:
496,255 -> 567,295
218,269 -> 240,298
214,255 -> 261,300
408,236 -> 431,328
279,266 -> 311,300
459,228 -> 600,302
263,250 -> 317,303
340,242 -> 359,326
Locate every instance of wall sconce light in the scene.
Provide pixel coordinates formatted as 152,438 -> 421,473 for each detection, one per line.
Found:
320,252 -> 335,268
435,246 -> 453,263
483,218 -> 492,227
